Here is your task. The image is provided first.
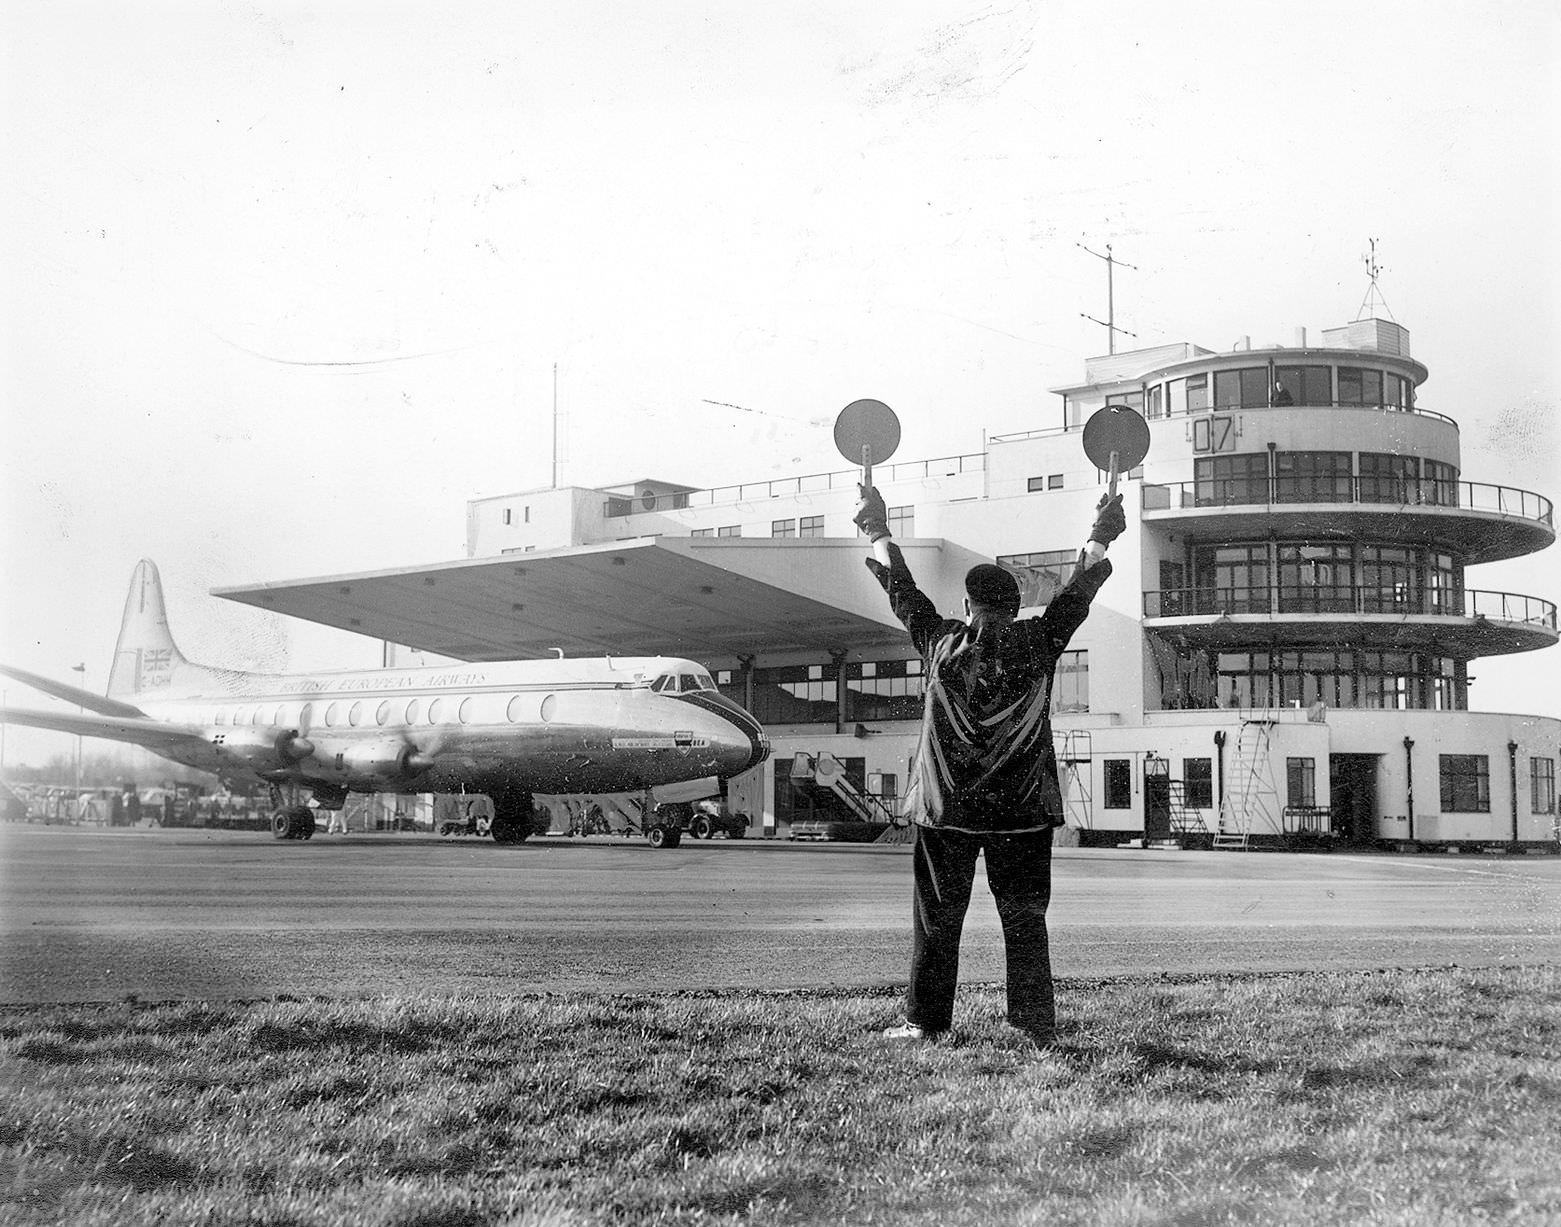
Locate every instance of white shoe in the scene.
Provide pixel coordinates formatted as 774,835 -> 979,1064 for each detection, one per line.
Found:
882,1021 -> 943,1041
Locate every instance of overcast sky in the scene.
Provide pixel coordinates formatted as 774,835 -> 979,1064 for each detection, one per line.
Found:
3,0 -> 1557,764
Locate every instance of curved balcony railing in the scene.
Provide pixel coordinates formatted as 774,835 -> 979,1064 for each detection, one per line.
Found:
1143,477 -> 1553,526
1144,586 -> 1557,630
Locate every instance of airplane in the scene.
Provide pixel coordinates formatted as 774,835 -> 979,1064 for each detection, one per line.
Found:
0,560 -> 769,844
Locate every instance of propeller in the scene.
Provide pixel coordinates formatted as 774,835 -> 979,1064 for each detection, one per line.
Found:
274,729 -> 314,763
391,724 -> 449,780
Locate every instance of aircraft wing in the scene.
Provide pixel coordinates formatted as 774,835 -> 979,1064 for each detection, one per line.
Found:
0,705 -> 210,757
0,664 -> 148,719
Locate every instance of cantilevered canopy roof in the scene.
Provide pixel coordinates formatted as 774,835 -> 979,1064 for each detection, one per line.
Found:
214,537 -> 986,663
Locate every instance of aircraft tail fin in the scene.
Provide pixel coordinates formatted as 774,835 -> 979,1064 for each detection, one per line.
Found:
107,560 -> 197,700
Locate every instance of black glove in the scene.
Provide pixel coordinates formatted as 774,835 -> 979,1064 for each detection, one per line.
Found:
853,484 -> 890,542
1090,492 -> 1126,546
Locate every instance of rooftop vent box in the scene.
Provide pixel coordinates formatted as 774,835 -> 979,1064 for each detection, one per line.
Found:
1319,319 -> 1411,357
1083,342 -> 1213,384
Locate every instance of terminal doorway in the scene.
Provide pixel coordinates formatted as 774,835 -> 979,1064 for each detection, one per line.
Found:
1329,754 -> 1378,843
1144,757 -> 1172,840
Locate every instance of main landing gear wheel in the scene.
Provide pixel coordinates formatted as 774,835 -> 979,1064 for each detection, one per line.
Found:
487,787 -> 537,844
270,807 -> 315,840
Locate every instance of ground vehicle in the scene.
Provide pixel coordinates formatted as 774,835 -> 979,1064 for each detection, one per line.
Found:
686,798 -> 748,839
653,798 -> 748,841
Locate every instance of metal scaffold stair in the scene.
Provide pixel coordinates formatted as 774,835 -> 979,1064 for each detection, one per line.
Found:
1215,720 -> 1278,851
1168,780 -> 1207,838
1056,730 -> 1094,831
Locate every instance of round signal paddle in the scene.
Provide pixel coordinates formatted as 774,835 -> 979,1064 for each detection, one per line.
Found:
834,398 -> 900,488
1082,404 -> 1151,497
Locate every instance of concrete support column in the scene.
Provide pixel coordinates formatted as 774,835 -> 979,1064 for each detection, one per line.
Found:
831,649 -> 848,736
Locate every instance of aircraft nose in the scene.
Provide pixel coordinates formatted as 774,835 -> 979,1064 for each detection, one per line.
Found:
670,691 -> 770,775
748,724 -> 771,772
709,694 -> 769,773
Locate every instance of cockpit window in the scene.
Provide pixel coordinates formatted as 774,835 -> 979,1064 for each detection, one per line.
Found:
651,669 -> 716,694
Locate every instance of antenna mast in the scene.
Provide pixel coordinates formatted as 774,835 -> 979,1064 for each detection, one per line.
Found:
1354,238 -> 1396,322
1078,241 -> 1137,355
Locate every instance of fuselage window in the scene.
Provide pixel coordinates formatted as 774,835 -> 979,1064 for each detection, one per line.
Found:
506,694 -> 527,722
348,701 -> 363,727
324,702 -> 341,727
299,703 -> 314,731
214,708 -> 228,726
428,698 -> 445,724
233,707 -> 250,726
540,694 -> 557,722
405,699 -> 421,725
376,700 -> 392,726
458,697 -> 474,724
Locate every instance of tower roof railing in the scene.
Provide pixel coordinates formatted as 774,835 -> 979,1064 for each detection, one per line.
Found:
603,452 -> 987,517
993,400 -> 1457,446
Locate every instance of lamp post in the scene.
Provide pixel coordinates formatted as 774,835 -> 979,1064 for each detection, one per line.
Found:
70,663 -> 86,801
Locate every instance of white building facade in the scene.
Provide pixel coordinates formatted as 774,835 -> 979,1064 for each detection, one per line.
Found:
226,317 -> 1552,849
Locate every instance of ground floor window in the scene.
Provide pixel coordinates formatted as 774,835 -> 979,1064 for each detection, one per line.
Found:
1286,757 -> 1317,808
1104,759 -> 1132,809
1532,758 -> 1556,815
1439,754 -> 1491,813
1183,757 -> 1213,808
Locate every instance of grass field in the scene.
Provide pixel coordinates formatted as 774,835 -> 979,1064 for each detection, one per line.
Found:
3,965 -> 1559,1226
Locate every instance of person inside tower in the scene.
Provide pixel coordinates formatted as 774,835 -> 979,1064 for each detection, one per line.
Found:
854,483 -> 1125,1048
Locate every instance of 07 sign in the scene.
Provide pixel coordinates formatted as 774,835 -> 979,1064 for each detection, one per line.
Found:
1191,415 -> 1236,454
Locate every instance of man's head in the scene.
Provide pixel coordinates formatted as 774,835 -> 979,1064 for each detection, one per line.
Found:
964,563 -> 1021,620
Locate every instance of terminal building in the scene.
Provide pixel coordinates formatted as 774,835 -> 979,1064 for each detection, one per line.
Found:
224,315 -> 1560,849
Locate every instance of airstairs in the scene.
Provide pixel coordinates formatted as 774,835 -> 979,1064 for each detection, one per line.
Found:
788,752 -> 903,841
1214,720 -> 1278,851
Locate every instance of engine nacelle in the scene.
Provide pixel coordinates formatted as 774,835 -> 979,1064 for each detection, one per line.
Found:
209,726 -> 315,774
330,738 -> 434,786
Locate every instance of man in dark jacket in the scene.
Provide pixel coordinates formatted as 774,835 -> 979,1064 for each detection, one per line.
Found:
854,485 -> 1125,1046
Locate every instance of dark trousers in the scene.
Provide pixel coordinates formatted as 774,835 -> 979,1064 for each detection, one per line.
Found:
906,824 -> 1055,1035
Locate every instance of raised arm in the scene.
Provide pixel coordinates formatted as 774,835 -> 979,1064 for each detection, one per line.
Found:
855,483 -> 946,654
1034,491 -> 1125,651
